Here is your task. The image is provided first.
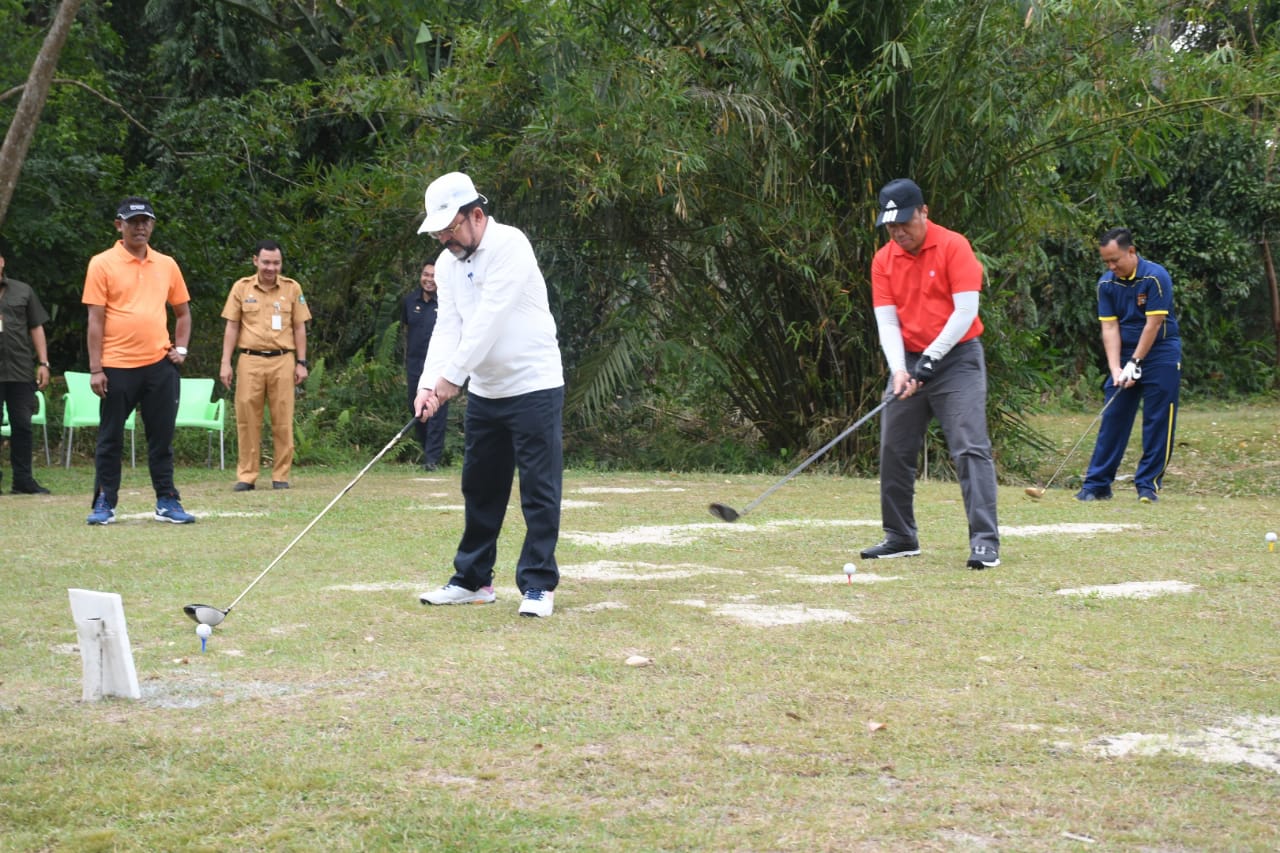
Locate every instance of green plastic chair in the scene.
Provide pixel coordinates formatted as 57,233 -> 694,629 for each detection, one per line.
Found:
174,377 -> 226,469
1,389 -> 51,465
62,371 -> 135,469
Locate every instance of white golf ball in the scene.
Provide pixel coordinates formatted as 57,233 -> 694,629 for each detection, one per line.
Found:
843,562 -> 857,575
1267,532 -> 1277,543
196,624 -> 212,639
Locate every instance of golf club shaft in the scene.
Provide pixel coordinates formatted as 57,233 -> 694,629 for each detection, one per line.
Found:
736,396 -> 892,518
224,417 -> 418,613
1040,387 -> 1125,492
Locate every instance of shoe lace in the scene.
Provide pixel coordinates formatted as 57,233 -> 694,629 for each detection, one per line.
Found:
93,493 -> 110,511
524,589 -> 546,601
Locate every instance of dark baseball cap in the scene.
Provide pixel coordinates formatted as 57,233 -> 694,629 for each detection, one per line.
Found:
875,179 -> 925,226
115,198 -> 156,220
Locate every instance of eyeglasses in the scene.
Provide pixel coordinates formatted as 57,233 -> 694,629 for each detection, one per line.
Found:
428,214 -> 465,240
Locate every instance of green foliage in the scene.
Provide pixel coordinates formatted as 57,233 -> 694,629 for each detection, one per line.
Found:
3,0 -> 1280,478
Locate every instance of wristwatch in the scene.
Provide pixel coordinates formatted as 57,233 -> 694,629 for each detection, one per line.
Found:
38,361 -> 50,368
297,359 -> 310,368
174,346 -> 189,356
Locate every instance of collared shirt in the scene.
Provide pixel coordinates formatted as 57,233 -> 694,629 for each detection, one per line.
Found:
871,222 -> 985,352
1097,255 -> 1180,351
83,241 -> 191,368
0,275 -> 50,382
423,219 -> 564,399
220,275 -> 312,351
402,288 -> 439,374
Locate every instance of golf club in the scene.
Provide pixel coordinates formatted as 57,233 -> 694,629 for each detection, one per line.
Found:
709,395 -> 893,522
1025,387 -> 1126,499
184,417 -> 418,626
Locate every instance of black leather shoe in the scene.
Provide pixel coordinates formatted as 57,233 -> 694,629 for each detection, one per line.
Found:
11,481 -> 51,495
232,482 -> 255,492
272,481 -> 290,489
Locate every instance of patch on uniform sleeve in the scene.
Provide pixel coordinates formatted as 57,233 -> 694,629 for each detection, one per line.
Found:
298,294 -> 306,303
1136,293 -> 1146,307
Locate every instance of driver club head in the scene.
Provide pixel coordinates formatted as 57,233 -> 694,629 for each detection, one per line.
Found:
1024,486 -> 1046,500
708,502 -> 741,523
184,604 -> 227,626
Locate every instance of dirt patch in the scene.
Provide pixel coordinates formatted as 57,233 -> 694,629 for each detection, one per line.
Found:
1068,715 -> 1280,774
1055,580 -> 1197,599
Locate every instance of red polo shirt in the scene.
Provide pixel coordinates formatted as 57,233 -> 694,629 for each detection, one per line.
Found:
871,222 -> 984,352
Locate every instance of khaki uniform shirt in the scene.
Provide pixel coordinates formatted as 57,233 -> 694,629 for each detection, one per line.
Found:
220,275 -> 312,351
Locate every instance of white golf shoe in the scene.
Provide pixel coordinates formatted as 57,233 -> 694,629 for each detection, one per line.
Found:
419,584 -> 496,605
517,589 -> 554,618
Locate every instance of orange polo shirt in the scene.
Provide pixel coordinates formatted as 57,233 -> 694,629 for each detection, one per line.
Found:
83,241 -> 191,368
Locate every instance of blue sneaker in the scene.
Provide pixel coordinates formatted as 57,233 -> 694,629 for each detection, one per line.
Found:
86,493 -> 116,526
155,496 -> 196,524
1137,488 -> 1159,503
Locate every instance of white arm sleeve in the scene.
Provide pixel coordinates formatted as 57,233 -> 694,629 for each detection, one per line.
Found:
873,305 -> 907,375
923,290 -> 980,360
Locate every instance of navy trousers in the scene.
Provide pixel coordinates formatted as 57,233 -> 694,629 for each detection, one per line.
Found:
1081,356 -> 1181,496
447,386 -> 564,594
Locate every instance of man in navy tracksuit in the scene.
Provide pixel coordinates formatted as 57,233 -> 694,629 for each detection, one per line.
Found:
1076,227 -> 1181,503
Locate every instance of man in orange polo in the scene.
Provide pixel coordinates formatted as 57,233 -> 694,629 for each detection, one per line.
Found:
82,196 -> 196,525
219,240 -> 311,490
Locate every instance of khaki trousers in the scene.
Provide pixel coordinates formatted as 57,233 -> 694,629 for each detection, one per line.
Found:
235,354 -> 296,484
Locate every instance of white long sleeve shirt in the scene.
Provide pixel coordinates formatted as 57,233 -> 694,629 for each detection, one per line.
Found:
420,219 -> 564,399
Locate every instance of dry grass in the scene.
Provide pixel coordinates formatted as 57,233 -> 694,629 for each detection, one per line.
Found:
1,399 -> 1278,851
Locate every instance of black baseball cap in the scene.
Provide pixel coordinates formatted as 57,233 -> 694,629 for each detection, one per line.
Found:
875,179 -> 925,226
115,197 -> 156,221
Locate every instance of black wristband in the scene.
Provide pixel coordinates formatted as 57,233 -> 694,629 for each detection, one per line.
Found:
297,359 -> 309,368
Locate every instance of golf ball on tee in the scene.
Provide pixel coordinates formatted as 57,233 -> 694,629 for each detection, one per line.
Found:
1267,532 -> 1277,543
196,624 -> 212,639
843,562 -> 857,576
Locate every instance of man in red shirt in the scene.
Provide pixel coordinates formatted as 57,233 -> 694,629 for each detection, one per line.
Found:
861,179 -> 1000,569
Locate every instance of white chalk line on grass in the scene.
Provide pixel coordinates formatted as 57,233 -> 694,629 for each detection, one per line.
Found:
1056,580 -> 1198,599
1003,522 -> 1140,537
564,560 -> 742,581
562,518 -> 878,548
1063,715 -> 1280,775
675,598 -> 860,626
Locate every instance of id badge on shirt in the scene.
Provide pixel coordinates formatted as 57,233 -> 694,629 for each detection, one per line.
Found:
272,313 -> 282,331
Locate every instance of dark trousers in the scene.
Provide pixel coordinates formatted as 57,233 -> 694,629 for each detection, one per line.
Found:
0,380 -> 37,487
1082,357 -> 1181,495
406,372 -> 449,466
448,386 -> 564,594
93,358 -> 181,507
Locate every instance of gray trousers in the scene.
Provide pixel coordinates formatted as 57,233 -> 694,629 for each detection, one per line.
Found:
878,339 -> 999,552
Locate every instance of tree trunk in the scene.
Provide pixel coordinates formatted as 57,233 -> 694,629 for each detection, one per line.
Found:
0,0 -> 85,227
1263,234 -> 1280,373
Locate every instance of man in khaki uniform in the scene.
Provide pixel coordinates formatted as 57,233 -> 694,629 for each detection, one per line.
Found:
219,240 -> 312,490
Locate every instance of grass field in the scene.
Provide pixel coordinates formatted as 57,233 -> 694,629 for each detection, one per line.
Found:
2,400 -> 1277,851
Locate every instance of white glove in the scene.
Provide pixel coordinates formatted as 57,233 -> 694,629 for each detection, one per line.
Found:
1118,359 -> 1142,383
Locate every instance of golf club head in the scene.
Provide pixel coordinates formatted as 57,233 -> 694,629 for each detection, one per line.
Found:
708,502 -> 741,523
184,604 -> 227,626
1024,486 -> 1046,500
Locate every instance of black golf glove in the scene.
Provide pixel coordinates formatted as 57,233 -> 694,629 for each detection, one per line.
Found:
912,354 -> 939,383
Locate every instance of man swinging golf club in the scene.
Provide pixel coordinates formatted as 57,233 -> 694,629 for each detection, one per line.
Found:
861,179 -> 1001,570
1074,227 -> 1181,503
414,172 -> 566,618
